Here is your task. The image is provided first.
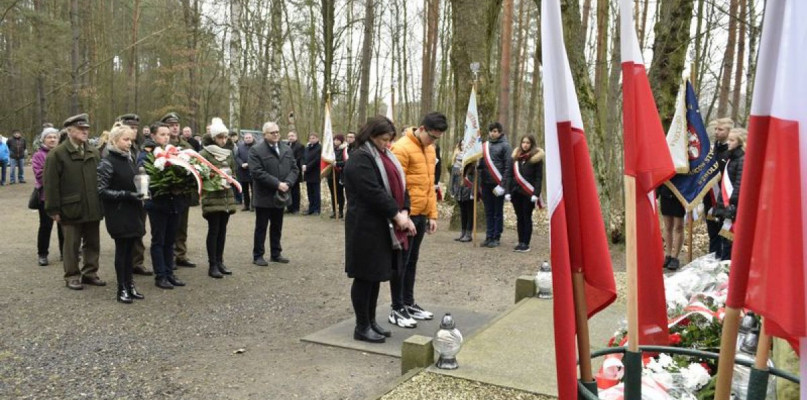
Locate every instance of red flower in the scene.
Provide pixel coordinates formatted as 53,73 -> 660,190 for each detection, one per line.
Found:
608,336 -> 616,347
669,333 -> 682,345
700,362 -> 712,374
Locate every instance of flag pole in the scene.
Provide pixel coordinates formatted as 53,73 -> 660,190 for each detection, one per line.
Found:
623,175 -> 642,399
687,213 -> 693,263
469,66 -> 480,247
714,306 -> 742,400
572,272 -> 594,385
746,320 -> 773,400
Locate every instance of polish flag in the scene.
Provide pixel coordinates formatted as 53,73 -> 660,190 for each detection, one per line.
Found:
542,1 -> 616,398
723,1 -> 806,391
320,101 -> 335,178
620,0 -> 675,347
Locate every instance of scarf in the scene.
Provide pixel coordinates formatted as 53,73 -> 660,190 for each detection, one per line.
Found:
204,144 -> 231,162
363,141 -> 408,250
107,144 -> 132,160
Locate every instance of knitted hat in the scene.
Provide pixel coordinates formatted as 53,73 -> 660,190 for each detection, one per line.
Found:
209,118 -> 229,137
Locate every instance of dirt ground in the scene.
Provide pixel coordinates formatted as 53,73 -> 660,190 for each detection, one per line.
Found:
0,165 -> 567,400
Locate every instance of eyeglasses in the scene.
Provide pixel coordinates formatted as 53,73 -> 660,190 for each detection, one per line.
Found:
426,130 -> 444,140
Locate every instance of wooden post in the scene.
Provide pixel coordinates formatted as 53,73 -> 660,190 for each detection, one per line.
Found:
572,272 -> 593,382
623,175 -> 642,400
754,320 -> 772,370
472,169 -> 479,246
714,307 -> 742,400
687,213 -> 694,263
332,164 -> 339,220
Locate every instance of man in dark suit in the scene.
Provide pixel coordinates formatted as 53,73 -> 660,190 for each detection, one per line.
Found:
285,131 -> 305,214
249,122 -> 299,266
302,133 -> 321,215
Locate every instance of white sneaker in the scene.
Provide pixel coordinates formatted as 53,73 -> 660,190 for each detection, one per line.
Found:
388,307 -> 417,328
406,304 -> 434,320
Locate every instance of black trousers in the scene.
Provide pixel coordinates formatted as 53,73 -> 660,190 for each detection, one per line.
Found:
114,237 -> 136,286
204,212 -> 230,264
327,176 -> 345,216
458,200 -> 474,232
239,181 -> 252,209
351,278 -> 381,328
37,204 -> 64,257
706,219 -> 721,255
391,215 -> 428,309
512,192 -> 535,245
306,181 -> 321,213
253,207 -> 284,259
289,180 -> 301,213
148,209 -> 180,279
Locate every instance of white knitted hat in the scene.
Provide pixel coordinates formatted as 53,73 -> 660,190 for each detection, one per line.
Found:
209,117 -> 228,137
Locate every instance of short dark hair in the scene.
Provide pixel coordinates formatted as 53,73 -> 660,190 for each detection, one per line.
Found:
355,115 -> 396,148
150,122 -> 167,133
421,112 -> 448,132
12,129 -> 21,134
488,122 -> 503,132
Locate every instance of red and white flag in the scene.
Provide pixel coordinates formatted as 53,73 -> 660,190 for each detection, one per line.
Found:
542,1 -> 616,398
723,1 -> 806,391
320,101 -> 335,178
620,0 -> 675,347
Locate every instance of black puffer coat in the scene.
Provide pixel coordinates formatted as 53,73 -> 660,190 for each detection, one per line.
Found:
508,147 -> 544,197
97,148 -> 145,239
715,146 -> 744,218
476,135 -> 513,189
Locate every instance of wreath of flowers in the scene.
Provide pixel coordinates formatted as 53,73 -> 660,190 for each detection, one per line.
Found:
144,144 -> 241,197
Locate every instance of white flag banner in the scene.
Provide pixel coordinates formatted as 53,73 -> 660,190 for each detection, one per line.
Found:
460,86 -> 482,169
666,79 -> 689,173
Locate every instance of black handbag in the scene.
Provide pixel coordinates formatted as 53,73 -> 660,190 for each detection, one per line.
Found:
28,187 -> 41,210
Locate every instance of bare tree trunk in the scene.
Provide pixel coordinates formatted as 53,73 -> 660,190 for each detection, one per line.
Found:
648,0 -> 694,130
731,0 -> 746,122
357,0 -> 374,123
229,0 -> 242,133
420,0 -> 440,116
510,0 -> 527,134
269,0 -> 282,123
70,0 -> 79,114
581,0 -> 592,46
321,0 -> 335,129
717,0 -> 738,118
401,1 -> 410,122
692,0 -> 705,89
743,0 -> 759,121
525,30 -> 541,139
497,0 -> 513,126
436,2 -> 453,115
638,0 -> 650,49
593,0 -> 609,145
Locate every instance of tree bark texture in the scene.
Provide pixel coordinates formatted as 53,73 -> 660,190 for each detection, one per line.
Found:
357,0 -> 374,123
717,0 -> 738,118
496,0 -> 513,128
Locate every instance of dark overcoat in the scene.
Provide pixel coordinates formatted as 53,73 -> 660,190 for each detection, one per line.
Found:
43,140 -> 103,224
303,142 -> 321,183
342,147 -> 410,282
97,149 -> 145,239
249,140 -> 300,209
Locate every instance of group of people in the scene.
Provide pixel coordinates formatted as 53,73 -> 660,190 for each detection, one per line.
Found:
448,122 -> 545,253
658,117 -> 746,269
26,108 -> 545,348
0,129 -> 28,185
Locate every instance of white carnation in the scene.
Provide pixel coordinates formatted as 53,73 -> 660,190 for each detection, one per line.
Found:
178,153 -> 190,162
153,157 -> 166,171
681,363 -> 710,390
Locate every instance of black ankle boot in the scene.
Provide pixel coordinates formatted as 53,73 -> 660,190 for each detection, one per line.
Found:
127,282 -> 145,300
354,325 -> 385,343
117,285 -> 133,304
454,230 -> 466,241
459,231 -> 473,242
208,264 -> 223,279
217,262 -> 232,275
370,321 -> 391,337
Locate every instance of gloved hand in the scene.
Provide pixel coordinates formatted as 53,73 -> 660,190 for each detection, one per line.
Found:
128,191 -> 145,200
530,195 -> 538,203
493,185 -> 505,197
504,194 -> 511,202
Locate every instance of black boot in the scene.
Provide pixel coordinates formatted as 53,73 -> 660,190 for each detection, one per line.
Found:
208,263 -> 223,279
369,301 -> 391,337
459,230 -> 473,242
354,325 -> 385,343
127,282 -> 145,300
217,262 -> 232,275
454,230 -> 466,241
117,285 -> 133,304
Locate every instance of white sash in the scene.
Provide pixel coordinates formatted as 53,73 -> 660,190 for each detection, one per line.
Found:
482,142 -> 502,184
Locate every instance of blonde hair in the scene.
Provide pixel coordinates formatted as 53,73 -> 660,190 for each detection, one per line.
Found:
715,117 -> 735,129
108,122 -> 134,146
729,127 -> 747,149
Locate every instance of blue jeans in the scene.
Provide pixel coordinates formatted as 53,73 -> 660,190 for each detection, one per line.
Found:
8,158 -> 23,182
0,159 -> 7,184
481,184 -> 505,239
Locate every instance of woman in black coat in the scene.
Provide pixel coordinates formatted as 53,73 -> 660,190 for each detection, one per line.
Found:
506,134 -> 544,252
235,132 -> 255,211
714,128 -> 745,261
449,139 -> 475,242
97,123 -> 146,303
343,115 -> 415,344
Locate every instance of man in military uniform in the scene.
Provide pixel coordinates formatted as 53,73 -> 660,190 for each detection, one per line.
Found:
161,112 -> 197,268
117,113 -> 153,276
44,114 -> 106,290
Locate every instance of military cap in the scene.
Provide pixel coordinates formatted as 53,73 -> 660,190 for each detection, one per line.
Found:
160,112 -> 180,124
117,113 -> 140,126
63,113 -> 91,128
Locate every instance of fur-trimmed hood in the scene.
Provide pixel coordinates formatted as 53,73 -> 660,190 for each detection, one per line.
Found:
512,147 -> 545,163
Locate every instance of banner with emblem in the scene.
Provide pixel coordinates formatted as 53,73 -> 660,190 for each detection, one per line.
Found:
663,79 -> 721,211
460,86 -> 482,170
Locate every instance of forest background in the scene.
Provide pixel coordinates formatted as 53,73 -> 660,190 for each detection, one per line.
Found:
0,0 -> 759,238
